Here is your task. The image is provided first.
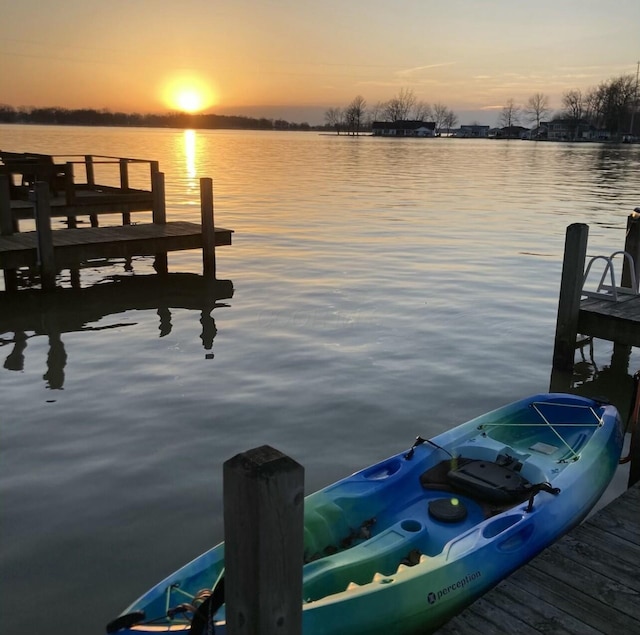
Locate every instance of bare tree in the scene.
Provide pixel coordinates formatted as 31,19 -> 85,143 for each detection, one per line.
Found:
443,109 -> 458,135
588,75 -> 637,137
413,100 -> 433,122
432,103 -> 447,133
345,95 -> 367,135
498,99 -> 521,133
524,93 -> 550,131
561,89 -> 585,140
562,89 -> 584,120
382,88 -> 417,121
324,107 -> 344,135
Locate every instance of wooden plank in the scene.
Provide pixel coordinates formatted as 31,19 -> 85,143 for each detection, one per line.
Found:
0,222 -> 233,269
508,562 -> 636,632
570,522 -> 640,566
577,295 -> 640,347
483,578 -> 601,635
547,532 -> 640,592
438,597 -> 543,635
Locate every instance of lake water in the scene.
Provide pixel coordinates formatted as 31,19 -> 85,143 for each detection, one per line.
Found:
1,125 -> 639,634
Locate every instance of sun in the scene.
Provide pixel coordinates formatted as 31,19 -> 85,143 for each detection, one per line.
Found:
161,74 -> 217,114
176,89 -> 204,113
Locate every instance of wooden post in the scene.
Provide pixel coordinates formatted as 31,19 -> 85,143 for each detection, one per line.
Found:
200,177 -> 216,278
84,154 -> 95,186
621,211 -> 640,291
64,161 -> 76,227
152,171 -> 166,224
0,174 -> 12,236
64,161 -> 75,203
87,156 -> 97,228
224,446 -> 304,635
552,223 -> 589,371
119,159 -> 131,225
119,158 -> 130,190
0,174 -> 18,291
34,181 -> 56,291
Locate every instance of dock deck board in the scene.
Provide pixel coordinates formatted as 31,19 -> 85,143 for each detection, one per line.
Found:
435,482 -> 640,634
0,221 -> 232,269
578,295 -> 640,347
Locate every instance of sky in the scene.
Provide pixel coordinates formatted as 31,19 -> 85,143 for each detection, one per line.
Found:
1,0 -> 639,126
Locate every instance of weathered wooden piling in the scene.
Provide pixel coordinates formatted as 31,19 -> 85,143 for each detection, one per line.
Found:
33,182 -> 56,291
552,223 -> 589,371
200,177 -> 217,277
223,446 -> 304,635
622,211 -> 640,289
0,174 -> 17,291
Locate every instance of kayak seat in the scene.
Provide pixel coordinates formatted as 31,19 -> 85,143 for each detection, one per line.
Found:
420,456 -> 536,516
447,457 -> 532,504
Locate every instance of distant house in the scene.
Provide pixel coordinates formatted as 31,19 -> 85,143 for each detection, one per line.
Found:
545,118 -> 593,141
491,125 -> 529,139
371,121 -> 437,137
458,124 -> 490,138
529,125 -> 548,140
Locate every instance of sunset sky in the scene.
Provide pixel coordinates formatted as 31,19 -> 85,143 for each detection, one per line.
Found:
1,0 -> 638,125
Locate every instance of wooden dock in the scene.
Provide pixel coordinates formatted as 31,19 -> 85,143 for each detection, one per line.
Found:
552,214 -> 640,371
435,481 -> 640,634
578,294 -> 640,347
0,220 -> 232,269
0,152 -> 233,291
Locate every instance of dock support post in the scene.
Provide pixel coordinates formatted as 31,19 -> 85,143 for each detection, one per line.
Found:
552,223 -> 589,371
84,155 -> 95,187
151,171 -> 166,225
0,174 -> 18,291
34,182 -> 57,291
621,211 -> 640,291
64,162 -> 77,228
200,178 -> 216,278
151,171 -> 167,274
85,155 -> 99,226
224,446 -> 304,635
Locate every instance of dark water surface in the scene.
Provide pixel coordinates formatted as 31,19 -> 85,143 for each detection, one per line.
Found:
1,125 -> 639,633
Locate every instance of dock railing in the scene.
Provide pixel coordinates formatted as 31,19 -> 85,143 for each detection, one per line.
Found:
0,153 -> 160,229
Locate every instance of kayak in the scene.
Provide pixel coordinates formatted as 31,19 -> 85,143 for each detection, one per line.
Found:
107,393 -> 623,634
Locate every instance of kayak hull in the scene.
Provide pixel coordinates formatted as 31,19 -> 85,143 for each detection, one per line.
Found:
110,393 -> 623,635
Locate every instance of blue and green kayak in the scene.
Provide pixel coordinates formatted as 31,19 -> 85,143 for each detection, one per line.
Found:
107,393 -> 623,634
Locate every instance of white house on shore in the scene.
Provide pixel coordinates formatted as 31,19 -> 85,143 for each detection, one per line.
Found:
371,121 -> 437,137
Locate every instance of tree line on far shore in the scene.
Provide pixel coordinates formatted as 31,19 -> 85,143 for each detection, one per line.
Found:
0,106 -> 316,131
498,73 -> 639,139
325,88 -> 458,135
328,73 -> 639,140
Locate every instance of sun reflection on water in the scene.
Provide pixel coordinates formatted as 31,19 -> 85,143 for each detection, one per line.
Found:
184,129 -> 197,180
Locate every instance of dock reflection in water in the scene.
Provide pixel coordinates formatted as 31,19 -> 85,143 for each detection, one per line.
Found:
0,272 -> 233,389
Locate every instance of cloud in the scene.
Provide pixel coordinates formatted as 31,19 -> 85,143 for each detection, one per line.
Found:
396,62 -> 457,77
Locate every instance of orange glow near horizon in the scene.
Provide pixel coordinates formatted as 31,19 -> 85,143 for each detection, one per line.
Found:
161,74 -> 218,113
